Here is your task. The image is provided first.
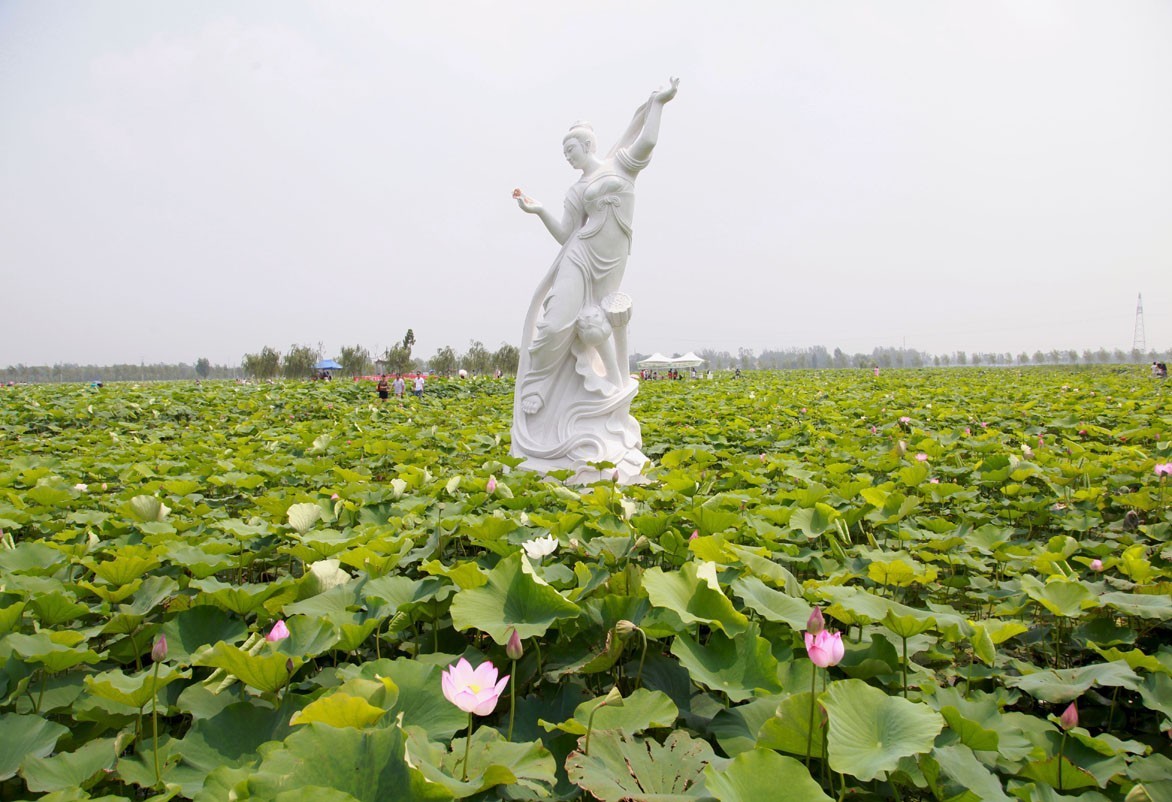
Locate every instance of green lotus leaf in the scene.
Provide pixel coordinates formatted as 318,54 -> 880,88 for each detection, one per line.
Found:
28,593 -> 91,627
755,691 -> 825,758
1004,661 -> 1141,703
1019,575 -> 1099,618
246,721 -> 453,801
196,642 -> 302,694
0,601 -> 26,637
287,502 -> 323,535
671,621 -> 783,702
85,664 -> 190,709
540,688 -> 678,736
565,729 -> 716,802
929,744 -> 1012,801
20,734 -> 123,793
160,605 -> 250,664
337,658 -> 468,741
1098,591 -> 1172,620
299,559 -> 352,598
0,713 -> 69,780
644,561 -> 749,637
704,748 -> 831,802
290,693 -> 386,729
939,707 -> 1000,752
408,725 -> 556,798
1019,754 -> 1099,791
730,575 -> 811,629
125,495 -> 170,522
708,696 -> 784,757
190,577 -> 286,616
6,631 -> 102,673
790,503 -> 838,538
175,700 -> 296,774
882,610 -> 936,638
822,679 -> 944,781
449,552 -> 580,644
85,554 -> 161,586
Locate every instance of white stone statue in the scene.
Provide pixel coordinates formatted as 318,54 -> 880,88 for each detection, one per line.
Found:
511,78 -> 679,484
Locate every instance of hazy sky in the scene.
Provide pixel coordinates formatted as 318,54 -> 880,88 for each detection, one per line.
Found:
2,1 -> 1170,367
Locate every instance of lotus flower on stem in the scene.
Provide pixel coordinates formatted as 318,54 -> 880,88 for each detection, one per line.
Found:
804,609 -> 844,769
266,620 -> 290,643
442,657 -> 509,780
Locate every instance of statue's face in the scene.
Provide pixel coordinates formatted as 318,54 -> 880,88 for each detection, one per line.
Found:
563,138 -> 588,169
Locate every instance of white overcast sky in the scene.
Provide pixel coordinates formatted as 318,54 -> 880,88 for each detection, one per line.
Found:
2,1 -> 1170,366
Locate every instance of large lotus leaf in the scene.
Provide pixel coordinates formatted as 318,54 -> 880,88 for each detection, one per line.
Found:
125,495 -> 170,522
644,561 -> 749,636
1099,591 -> 1172,620
86,554 -> 160,587
565,729 -> 716,802
1018,754 -> 1100,791
539,688 -> 678,736
299,559 -> 352,597
730,575 -> 811,630
160,605 -> 249,664
1004,661 -> 1141,703
755,691 -> 824,758
822,679 -> 944,781
703,748 -> 831,802
290,693 -> 386,729
1138,673 -> 1172,722
286,503 -> 323,535
363,574 -> 449,611
1019,575 -> 1098,618
0,713 -> 68,780
190,577 -> 286,616
407,725 -> 556,798
196,643 -> 302,695
6,631 -> 102,673
20,735 -> 123,793
338,658 -> 468,741
247,721 -> 453,801
790,503 -> 838,538
930,744 -> 1012,802
271,616 -> 341,659
939,707 -> 1000,752
708,696 -> 785,757
670,621 -> 783,702
726,544 -> 801,593
449,552 -> 580,644
84,664 -> 190,709
28,593 -> 91,627
0,601 -> 26,637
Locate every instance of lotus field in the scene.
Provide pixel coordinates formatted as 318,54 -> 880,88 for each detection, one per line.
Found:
1,368 -> 1170,802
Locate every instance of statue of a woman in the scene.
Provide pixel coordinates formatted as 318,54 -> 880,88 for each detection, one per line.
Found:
511,78 -> 679,483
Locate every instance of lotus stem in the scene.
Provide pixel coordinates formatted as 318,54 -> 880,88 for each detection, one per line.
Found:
462,713 -> 474,782
634,629 -> 648,690
507,659 -> 517,741
151,660 -> 161,788
1057,731 -> 1067,792
901,635 -> 909,698
805,664 -> 817,767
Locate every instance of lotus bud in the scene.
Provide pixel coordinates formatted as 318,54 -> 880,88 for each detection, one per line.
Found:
689,529 -> 699,541
1059,701 -> 1078,730
896,440 -> 907,455
611,469 -> 620,483
1090,559 -> 1103,572
506,628 -> 523,661
633,536 -> 649,551
286,658 -> 295,674
151,634 -> 168,663
807,606 -> 825,635
486,476 -> 497,494
615,620 -> 639,636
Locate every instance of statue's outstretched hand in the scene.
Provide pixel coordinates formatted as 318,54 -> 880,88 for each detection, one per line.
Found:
651,77 -> 679,105
513,188 -> 542,214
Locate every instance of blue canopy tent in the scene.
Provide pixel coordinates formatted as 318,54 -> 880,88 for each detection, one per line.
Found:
314,359 -> 343,371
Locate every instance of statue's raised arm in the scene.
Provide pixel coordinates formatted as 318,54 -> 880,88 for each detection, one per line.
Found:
613,77 -> 679,167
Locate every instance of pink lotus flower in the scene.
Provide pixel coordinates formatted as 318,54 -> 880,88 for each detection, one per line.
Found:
486,476 -> 497,494
1155,463 -> 1172,477
330,493 -> 340,501
1059,701 -> 1078,730
899,416 -> 911,424
870,426 -> 878,435
1090,559 -> 1103,571
804,630 -> 845,668
915,453 -> 928,462
441,657 -> 509,716
759,453 -> 767,462
964,427 -> 971,436
930,478 -> 939,484
266,620 -> 290,643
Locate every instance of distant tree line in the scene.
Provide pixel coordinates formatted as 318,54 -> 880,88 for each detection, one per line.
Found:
8,340 -> 1166,384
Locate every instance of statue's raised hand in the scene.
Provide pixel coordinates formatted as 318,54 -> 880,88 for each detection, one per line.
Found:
650,77 -> 679,105
513,187 -> 542,214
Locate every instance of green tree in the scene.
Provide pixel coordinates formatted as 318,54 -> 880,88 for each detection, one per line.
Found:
492,343 -> 519,375
463,340 -> 491,375
429,345 -> 458,376
195,357 -> 211,379
383,329 -> 416,375
338,345 -> 371,377
242,346 -> 281,379
283,344 -> 320,379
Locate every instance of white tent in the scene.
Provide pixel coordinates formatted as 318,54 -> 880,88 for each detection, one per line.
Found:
636,352 -> 707,368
